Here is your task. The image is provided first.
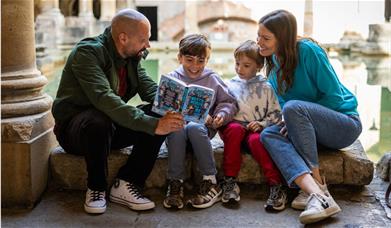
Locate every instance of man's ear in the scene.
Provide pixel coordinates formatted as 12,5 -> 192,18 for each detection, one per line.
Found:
118,32 -> 128,45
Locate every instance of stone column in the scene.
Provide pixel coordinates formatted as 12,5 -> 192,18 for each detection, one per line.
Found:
116,0 -> 135,10
184,0 -> 199,35
100,0 -> 116,21
1,0 -> 56,208
35,0 -> 65,48
303,0 -> 313,37
78,0 -> 96,36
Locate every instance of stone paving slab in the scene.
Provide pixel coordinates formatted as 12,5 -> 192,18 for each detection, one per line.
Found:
2,178 -> 391,227
50,137 -> 374,190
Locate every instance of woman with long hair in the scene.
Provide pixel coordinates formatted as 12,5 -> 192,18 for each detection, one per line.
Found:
257,10 -> 362,224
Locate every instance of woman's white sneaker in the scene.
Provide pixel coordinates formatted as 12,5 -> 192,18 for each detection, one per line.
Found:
110,179 -> 155,211
299,192 -> 341,224
292,176 -> 329,210
84,189 -> 106,214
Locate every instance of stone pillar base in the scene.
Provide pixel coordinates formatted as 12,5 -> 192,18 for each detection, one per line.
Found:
1,111 -> 57,208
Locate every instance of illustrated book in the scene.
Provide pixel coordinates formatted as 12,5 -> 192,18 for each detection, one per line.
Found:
152,75 -> 215,123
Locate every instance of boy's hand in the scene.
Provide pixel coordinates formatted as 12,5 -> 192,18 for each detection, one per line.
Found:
247,121 -> 263,132
212,113 -> 224,129
155,111 -> 184,135
205,115 -> 213,127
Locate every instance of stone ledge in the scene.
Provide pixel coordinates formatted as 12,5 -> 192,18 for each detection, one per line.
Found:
50,138 -> 374,190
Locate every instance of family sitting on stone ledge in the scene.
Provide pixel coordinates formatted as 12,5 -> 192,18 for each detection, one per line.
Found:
51,8 -> 372,225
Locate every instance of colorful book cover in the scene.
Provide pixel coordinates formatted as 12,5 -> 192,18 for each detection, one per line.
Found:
152,75 -> 215,124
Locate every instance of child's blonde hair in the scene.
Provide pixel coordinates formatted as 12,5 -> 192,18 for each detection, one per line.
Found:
179,34 -> 211,58
234,40 -> 264,67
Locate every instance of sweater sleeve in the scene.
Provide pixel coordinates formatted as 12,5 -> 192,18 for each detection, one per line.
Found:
258,84 -> 282,128
212,78 -> 238,126
72,47 -> 159,135
303,42 -> 345,111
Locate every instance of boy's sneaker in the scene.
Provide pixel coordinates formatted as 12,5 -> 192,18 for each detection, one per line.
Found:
299,192 -> 341,224
163,179 -> 184,209
190,179 -> 222,209
292,176 -> 329,210
110,179 -> 155,211
84,188 -> 106,214
264,184 -> 288,211
221,176 -> 240,203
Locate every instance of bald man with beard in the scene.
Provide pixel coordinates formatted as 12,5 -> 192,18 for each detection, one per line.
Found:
52,9 -> 184,214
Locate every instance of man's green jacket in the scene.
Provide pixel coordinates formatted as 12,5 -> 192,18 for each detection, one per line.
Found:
52,27 -> 159,135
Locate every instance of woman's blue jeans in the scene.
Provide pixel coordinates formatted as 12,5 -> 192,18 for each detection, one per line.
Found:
261,100 -> 362,187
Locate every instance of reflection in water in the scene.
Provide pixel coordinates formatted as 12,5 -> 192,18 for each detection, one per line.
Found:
44,51 -> 391,162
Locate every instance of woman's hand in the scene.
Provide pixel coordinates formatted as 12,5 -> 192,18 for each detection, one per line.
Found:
277,120 -> 288,137
247,121 -> 263,132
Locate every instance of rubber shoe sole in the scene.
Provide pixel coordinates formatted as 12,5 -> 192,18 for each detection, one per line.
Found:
84,203 -> 106,214
163,199 -> 184,209
299,204 -> 341,224
192,196 -> 222,209
110,195 -> 155,211
221,195 -> 240,204
291,201 -> 306,210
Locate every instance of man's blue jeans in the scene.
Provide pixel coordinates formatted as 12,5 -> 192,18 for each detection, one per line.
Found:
261,100 -> 362,187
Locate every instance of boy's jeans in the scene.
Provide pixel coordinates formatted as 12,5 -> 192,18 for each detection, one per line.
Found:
167,122 -> 217,180
261,100 -> 362,186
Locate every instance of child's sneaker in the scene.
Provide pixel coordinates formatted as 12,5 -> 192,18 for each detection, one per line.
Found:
163,179 -> 184,209
264,184 -> 288,211
221,176 -> 240,203
110,179 -> 155,211
190,179 -> 222,209
84,188 -> 106,214
292,176 -> 329,210
299,192 -> 341,224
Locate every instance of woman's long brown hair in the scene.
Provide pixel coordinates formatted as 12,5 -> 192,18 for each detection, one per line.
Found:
259,10 -> 298,94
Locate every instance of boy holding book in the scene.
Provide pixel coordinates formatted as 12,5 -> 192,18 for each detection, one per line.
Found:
163,34 -> 238,209
219,40 -> 287,211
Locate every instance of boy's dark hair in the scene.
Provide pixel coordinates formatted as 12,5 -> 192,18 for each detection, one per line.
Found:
179,34 -> 211,58
234,40 -> 264,67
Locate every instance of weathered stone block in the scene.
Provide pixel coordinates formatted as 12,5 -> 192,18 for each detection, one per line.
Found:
2,126 -> 56,208
50,138 -> 373,190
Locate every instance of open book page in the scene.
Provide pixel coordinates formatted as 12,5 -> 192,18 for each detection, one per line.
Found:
182,84 -> 215,124
152,75 -> 187,116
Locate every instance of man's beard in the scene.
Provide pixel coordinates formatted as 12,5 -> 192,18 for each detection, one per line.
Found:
135,48 -> 146,58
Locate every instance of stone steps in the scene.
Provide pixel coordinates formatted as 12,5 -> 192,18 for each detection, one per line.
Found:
50,137 -> 374,190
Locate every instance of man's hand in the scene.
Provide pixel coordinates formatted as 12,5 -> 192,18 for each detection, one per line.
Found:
247,121 -> 263,132
155,112 -> 184,135
211,113 -> 225,129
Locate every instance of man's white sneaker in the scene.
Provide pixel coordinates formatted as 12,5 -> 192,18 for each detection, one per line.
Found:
110,179 -> 155,211
292,176 -> 329,210
299,192 -> 341,224
84,189 -> 106,214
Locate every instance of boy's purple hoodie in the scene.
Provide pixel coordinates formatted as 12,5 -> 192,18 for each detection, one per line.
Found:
167,66 -> 238,125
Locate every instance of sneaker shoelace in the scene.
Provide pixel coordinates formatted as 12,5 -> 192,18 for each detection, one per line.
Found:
90,190 -> 104,202
199,180 -> 213,195
126,183 -> 144,199
168,180 -> 182,195
222,177 -> 236,192
269,185 -> 282,200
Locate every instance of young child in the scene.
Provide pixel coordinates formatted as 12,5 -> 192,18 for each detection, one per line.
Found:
163,34 -> 238,209
219,40 -> 287,211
